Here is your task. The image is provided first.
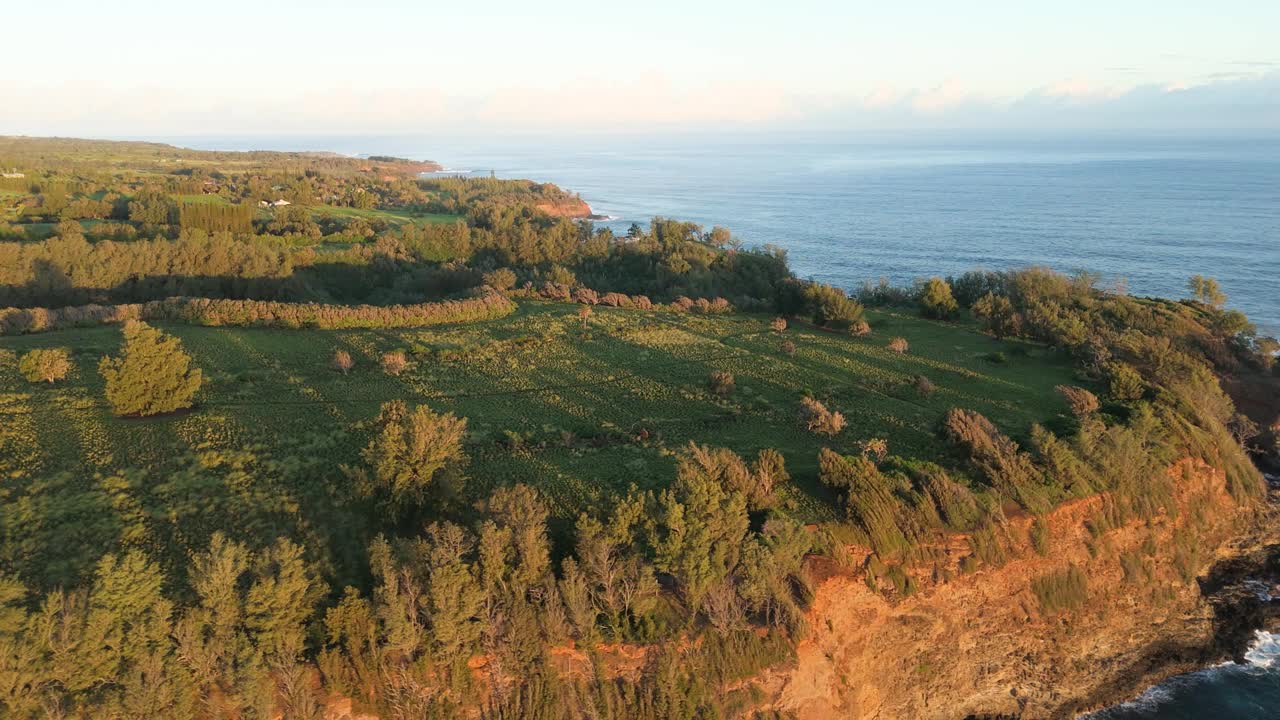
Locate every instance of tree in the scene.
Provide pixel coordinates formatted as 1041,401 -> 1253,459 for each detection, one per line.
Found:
918,277 -> 959,319
652,458 -> 750,611
578,304 -> 593,329
19,347 -> 71,383
1187,275 -> 1226,308
99,320 -> 202,416
351,400 -> 468,510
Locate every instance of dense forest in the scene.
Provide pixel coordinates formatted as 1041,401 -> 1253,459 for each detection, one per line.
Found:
0,137 -> 1277,719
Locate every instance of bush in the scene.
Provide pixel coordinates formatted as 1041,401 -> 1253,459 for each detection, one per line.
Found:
99,320 -> 203,417
381,350 -> 407,376
1055,385 -> 1100,417
851,320 -> 871,337
942,408 -> 1051,514
483,267 -> 517,291
914,375 -> 936,396
1031,565 -> 1089,613
333,349 -> 354,374
887,337 -> 909,354
918,277 -> 958,319
803,283 -> 864,329
798,397 -> 845,436
19,347 -> 71,383
708,370 -> 735,396
1104,361 -> 1145,403
770,317 -> 787,333
780,340 -> 796,356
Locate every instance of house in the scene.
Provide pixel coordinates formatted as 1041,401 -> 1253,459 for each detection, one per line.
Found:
1,172 -> 24,179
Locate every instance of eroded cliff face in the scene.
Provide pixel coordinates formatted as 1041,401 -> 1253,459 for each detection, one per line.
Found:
535,197 -> 595,218
773,458 -> 1273,720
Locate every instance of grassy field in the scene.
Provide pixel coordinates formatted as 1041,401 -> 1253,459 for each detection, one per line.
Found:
0,303 -> 1080,526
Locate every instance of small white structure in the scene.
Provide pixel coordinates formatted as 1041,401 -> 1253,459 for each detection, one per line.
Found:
259,198 -> 292,207
1,172 -> 24,179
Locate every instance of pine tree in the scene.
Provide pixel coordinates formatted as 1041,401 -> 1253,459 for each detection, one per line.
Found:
99,320 -> 203,416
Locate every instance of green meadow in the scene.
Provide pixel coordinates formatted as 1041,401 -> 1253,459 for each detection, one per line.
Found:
0,302 -> 1079,528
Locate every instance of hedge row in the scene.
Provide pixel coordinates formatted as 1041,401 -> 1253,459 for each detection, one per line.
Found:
0,292 -> 517,335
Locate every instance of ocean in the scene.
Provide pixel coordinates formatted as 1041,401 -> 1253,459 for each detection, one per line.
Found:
176,133 -> 1280,336
174,132 -> 1280,715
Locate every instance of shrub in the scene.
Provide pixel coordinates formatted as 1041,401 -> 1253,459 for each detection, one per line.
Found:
887,337 -> 909,354
708,370 -> 735,396
798,397 -> 845,436
780,340 -> 796,356
1030,517 -> 1050,556
1055,385 -> 1100,417
770,317 -> 787,333
918,277 -> 959,319
98,320 -> 202,417
572,287 -> 600,305
1104,361 -> 1145,403
578,304 -> 593,328
942,408 -> 1051,514
914,375 -> 936,396
851,320 -> 871,337
332,349 -> 354,375
1031,565 -> 1089,613
861,438 -> 889,461
381,350 -> 407,376
971,292 -> 1023,338
676,443 -> 788,512
19,348 -> 71,383
482,267 -> 517,291
803,283 -> 863,329
818,449 -> 911,556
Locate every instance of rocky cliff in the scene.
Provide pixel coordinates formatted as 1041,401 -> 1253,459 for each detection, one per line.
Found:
770,458 -> 1276,719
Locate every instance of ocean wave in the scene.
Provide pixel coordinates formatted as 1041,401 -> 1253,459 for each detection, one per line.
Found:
1082,631 -> 1280,718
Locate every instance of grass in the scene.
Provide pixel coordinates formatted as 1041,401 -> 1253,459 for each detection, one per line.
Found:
172,193 -> 231,205
0,304 -> 1080,524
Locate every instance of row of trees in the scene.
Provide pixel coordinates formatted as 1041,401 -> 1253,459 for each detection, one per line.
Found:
0,291 -> 516,335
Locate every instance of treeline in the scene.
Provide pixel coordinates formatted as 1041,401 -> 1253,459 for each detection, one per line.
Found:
0,292 -> 516,335
0,441 -> 810,719
178,201 -> 255,234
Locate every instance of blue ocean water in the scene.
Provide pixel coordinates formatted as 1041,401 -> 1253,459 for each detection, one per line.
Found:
168,132 -> 1279,715
177,133 -> 1280,335
1084,631 -> 1280,719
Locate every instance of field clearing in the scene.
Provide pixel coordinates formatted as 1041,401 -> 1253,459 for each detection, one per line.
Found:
172,193 -> 232,205
0,303 -> 1081,525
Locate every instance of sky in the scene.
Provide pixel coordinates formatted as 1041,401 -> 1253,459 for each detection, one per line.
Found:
4,0 -> 1278,136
